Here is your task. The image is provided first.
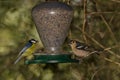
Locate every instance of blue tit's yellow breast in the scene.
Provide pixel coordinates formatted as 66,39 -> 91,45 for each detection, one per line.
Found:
22,44 -> 36,57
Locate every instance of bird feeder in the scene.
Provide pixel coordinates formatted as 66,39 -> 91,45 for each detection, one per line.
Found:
25,1 -> 79,64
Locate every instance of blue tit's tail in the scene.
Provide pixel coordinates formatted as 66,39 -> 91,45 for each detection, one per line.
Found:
14,55 -> 22,64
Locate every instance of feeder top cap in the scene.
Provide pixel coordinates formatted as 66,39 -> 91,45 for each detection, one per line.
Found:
32,1 -> 73,11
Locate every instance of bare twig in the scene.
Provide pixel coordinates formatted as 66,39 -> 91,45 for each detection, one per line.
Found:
91,68 -> 104,80
109,14 -> 115,24
87,36 -> 120,59
82,0 -> 87,43
94,1 -> 118,43
104,44 -> 120,51
75,26 -> 120,59
111,0 -> 120,3
89,12 -> 120,14
100,15 -> 118,43
109,8 -> 119,24
104,57 -> 120,67
91,61 -> 120,80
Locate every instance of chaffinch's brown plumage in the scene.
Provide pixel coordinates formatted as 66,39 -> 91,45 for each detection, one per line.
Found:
69,40 -> 103,58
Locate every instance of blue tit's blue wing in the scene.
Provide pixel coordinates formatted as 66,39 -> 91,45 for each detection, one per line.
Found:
17,42 -> 32,57
14,55 -> 22,64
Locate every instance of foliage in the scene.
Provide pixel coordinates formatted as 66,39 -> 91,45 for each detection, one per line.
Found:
0,0 -> 120,80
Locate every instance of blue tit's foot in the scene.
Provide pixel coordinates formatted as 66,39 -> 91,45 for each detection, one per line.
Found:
26,55 -> 34,60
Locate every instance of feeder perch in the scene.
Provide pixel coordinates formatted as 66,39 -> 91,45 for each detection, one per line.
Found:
25,1 -> 79,64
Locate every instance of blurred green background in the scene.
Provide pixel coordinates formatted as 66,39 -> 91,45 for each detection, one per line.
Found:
0,0 -> 120,80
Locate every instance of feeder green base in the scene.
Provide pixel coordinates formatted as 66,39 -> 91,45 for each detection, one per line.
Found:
25,53 -> 79,64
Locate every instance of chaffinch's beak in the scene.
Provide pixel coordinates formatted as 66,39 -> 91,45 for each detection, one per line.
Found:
68,40 -> 72,46
68,43 -> 71,46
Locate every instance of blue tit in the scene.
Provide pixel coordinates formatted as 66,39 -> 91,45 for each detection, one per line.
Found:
14,39 -> 38,64
69,40 -> 103,58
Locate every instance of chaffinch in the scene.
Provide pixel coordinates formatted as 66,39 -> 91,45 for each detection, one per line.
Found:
69,40 -> 103,58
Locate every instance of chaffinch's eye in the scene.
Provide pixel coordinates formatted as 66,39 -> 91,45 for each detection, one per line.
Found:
70,40 -> 76,44
72,41 -> 75,43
